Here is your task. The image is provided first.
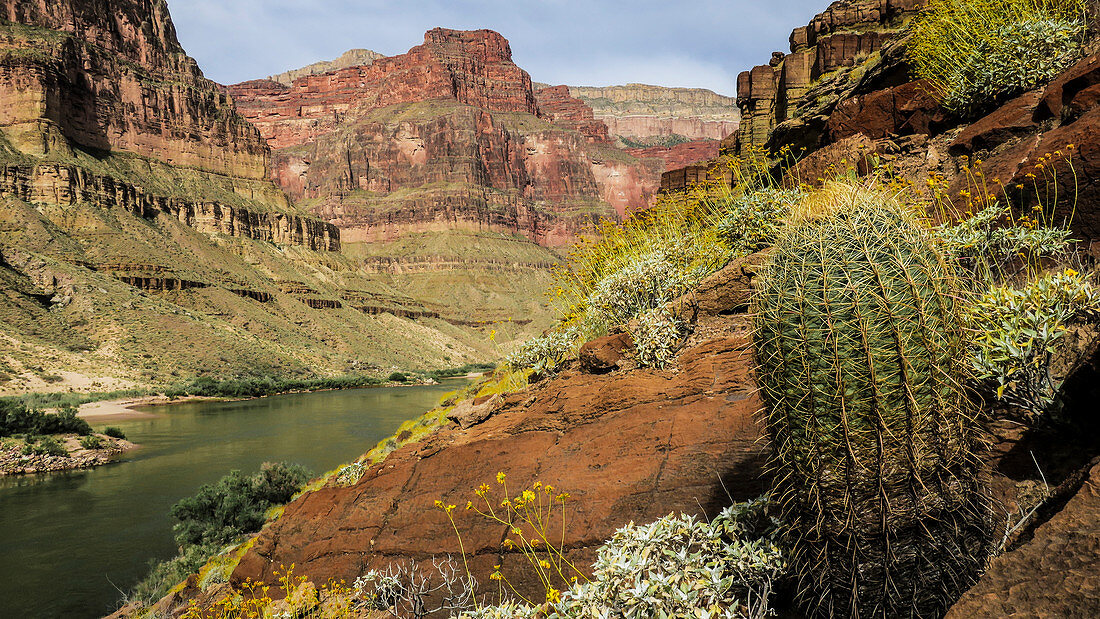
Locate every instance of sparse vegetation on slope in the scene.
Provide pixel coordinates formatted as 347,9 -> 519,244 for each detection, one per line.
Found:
909,0 -> 1089,114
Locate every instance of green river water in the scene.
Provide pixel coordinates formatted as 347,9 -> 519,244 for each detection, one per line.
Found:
0,383 -> 460,618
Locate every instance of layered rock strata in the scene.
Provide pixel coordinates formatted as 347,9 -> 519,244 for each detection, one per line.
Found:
562,84 -> 740,144
231,31 -> 665,241
228,29 -> 539,150
0,0 -> 270,179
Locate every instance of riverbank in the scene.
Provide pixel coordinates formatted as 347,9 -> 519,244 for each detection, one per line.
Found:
0,433 -> 136,476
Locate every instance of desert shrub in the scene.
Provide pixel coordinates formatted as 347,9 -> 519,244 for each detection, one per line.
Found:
170,462 -> 313,549
753,182 -> 990,617
130,544 -> 214,605
632,308 -> 686,368
388,372 -> 409,383
23,435 -> 68,457
103,426 -> 127,440
79,434 -> 105,450
504,329 -> 577,375
354,557 -> 475,619
939,202 -> 1075,283
713,186 -> 801,256
0,400 -> 92,437
909,0 -> 1088,115
967,269 -> 1100,414
587,249 -> 693,327
455,496 -> 785,619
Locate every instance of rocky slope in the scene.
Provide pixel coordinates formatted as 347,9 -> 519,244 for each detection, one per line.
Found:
0,0 -> 548,392
229,32 -> 664,243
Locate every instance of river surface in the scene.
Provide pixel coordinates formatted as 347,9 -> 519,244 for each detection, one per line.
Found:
0,383 -> 460,619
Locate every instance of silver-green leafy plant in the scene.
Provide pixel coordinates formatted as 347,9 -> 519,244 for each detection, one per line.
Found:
967,269 -> 1100,414
633,308 -> 686,369
713,187 -> 801,258
504,329 -> 577,375
588,249 -> 691,327
938,202 -> 1074,284
456,497 -> 786,619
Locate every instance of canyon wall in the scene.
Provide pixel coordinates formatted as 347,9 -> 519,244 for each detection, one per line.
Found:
231,33 -> 665,243
563,83 -> 740,145
735,0 -> 925,155
0,0 -> 545,391
0,0 -> 270,180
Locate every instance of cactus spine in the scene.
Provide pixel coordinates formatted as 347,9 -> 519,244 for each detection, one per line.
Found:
753,185 -> 989,617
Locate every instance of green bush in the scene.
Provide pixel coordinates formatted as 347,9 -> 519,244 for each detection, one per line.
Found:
909,0 -> 1088,115
164,374 -> 382,399
169,462 -> 313,549
0,400 -> 92,437
22,436 -> 68,457
753,184 -> 990,617
103,426 -> 127,440
387,372 -> 408,383
79,434 -> 105,450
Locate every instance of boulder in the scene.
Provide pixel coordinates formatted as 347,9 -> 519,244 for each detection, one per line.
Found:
445,395 -> 502,429
950,89 -> 1042,155
665,251 -> 769,320
577,332 -> 634,374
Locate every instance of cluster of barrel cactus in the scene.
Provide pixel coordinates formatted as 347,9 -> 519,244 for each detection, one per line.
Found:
752,185 -> 991,617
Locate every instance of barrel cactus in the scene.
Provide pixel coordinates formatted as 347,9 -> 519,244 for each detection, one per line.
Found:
752,184 -> 990,617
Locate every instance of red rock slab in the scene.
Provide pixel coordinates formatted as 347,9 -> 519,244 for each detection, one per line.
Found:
232,326 -> 767,600
1038,52 -> 1100,121
950,90 -> 1042,155
947,460 -> 1100,618
827,80 -> 946,142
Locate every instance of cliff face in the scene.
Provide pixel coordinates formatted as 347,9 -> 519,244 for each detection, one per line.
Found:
560,84 -> 740,145
661,0 -> 927,192
229,29 -> 539,150
231,32 -> 664,242
0,1 -> 551,393
0,0 -> 270,180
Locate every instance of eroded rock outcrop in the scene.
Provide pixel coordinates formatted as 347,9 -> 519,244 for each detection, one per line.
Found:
228,29 -> 539,151
231,32 -> 666,242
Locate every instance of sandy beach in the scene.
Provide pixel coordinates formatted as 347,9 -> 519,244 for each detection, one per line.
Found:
77,395 -> 214,421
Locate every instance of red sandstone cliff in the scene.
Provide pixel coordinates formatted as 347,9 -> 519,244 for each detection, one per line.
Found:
0,0 -> 270,179
230,31 -> 666,244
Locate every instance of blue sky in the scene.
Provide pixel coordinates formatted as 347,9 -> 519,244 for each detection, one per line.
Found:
168,0 -> 827,96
